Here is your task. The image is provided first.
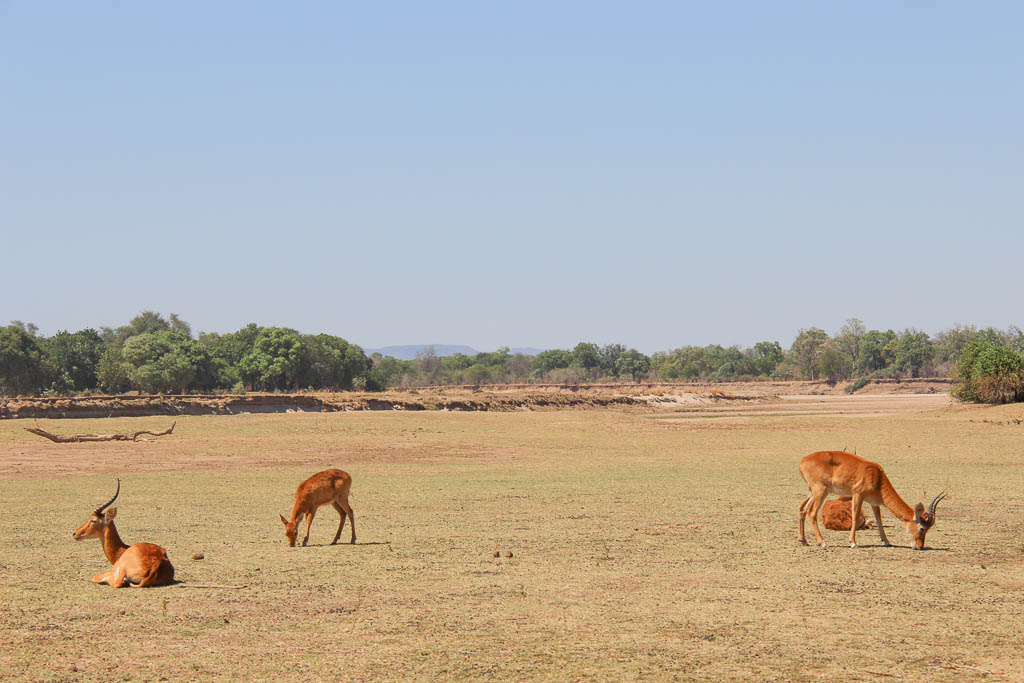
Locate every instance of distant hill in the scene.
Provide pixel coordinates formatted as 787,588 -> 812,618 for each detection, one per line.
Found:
365,345 -> 478,360
508,347 -> 544,356
366,345 -> 542,360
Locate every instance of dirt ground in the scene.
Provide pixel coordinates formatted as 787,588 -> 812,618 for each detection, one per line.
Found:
0,378 -> 951,420
1,392 -> 1022,680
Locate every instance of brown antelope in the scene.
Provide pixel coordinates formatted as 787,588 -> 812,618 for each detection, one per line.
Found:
280,469 -> 356,547
798,450 -> 946,550
821,496 -> 874,531
72,480 -> 175,587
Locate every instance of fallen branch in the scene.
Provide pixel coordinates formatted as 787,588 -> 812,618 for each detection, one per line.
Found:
176,584 -> 249,590
25,421 -> 176,443
129,422 -> 176,441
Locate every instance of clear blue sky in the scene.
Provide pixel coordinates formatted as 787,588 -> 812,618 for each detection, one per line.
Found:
2,2 -> 1021,353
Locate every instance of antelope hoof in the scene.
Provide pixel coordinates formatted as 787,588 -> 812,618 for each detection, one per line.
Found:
798,538 -> 808,546
820,543 -> 828,549
850,544 -> 859,549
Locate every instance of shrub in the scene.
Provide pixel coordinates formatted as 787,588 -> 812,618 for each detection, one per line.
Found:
845,376 -> 871,394
953,341 -> 1024,404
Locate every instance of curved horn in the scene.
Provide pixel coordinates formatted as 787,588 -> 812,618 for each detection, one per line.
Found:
95,479 -> 120,514
927,491 -> 946,517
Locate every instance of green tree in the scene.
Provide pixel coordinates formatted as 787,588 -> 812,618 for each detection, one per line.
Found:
975,326 -> 1006,347
531,349 -> 572,378
464,363 -> 491,386
297,334 -> 369,390
370,354 -> 411,389
705,345 -> 753,379
120,331 -> 200,393
103,311 -> 172,346
615,349 -> 651,382
97,347 -> 131,393
42,328 -> 104,392
887,330 -> 934,378
0,324 -> 47,394
655,346 -> 717,380
817,347 -> 852,382
790,327 -> 830,380
570,342 -> 601,373
598,344 -> 627,378
238,327 -> 305,391
751,341 -> 784,377
836,318 -> 866,364
855,329 -> 897,374
200,323 -> 261,389
476,347 -> 511,368
931,325 -> 978,370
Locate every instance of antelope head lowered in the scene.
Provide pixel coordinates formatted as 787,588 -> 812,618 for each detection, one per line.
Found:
798,450 -> 947,550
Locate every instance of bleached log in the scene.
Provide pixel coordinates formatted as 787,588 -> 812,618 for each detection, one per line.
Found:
25,421 -> 176,443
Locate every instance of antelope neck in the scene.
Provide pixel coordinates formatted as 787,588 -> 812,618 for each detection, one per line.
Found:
289,502 -> 308,523
101,521 -> 129,565
879,474 -> 916,523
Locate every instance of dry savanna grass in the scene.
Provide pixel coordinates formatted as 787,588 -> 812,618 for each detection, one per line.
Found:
1,393 -> 1022,680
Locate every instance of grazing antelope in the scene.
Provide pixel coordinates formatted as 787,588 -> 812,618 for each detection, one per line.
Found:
821,496 -> 874,531
72,480 -> 175,587
798,450 -> 946,549
280,469 -> 356,547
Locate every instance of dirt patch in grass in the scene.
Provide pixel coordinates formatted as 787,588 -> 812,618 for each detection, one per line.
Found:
1,395 -> 1022,680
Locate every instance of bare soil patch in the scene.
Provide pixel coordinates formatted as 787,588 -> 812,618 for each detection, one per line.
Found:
2,392 -> 1022,680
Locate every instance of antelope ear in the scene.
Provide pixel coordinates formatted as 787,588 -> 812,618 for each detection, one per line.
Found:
280,514 -> 289,526
104,507 -> 118,521
913,503 -> 924,523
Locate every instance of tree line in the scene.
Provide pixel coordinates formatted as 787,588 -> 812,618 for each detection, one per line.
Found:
2,314 -> 1023,402
372,320 -> 1023,391
0,312 -> 378,395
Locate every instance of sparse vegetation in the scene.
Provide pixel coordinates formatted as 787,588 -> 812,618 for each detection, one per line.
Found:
3,314 -> 1024,398
1,395 -> 1022,679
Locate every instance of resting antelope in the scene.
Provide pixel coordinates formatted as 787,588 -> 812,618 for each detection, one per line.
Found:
280,469 -> 356,547
798,450 -> 946,549
72,480 -> 175,587
821,496 -> 874,531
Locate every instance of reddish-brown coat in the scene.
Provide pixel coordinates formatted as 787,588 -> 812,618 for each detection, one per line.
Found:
280,469 -> 356,547
797,450 -> 944,550
73,507 -> 175,587
821,496 -> 874,531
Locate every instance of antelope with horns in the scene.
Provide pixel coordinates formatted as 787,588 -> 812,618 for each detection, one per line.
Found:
798,451 -> 946,549
280,469 -> 356,547
72,480 -> 175,587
